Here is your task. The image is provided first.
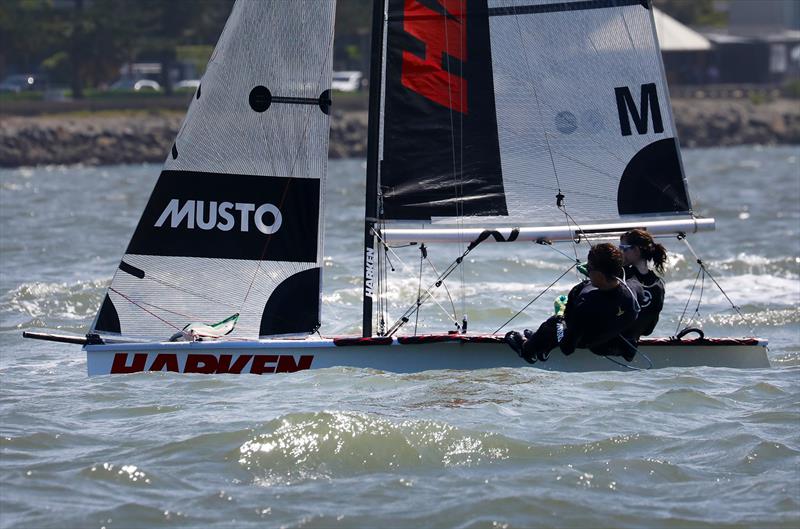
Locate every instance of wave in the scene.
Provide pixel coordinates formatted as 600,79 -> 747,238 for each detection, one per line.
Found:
667,274 -> 799,307
679,253 -> 798,278
236,411 -> 532,485
0,279 -> 107,331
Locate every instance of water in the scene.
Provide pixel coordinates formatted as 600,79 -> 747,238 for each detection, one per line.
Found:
1,146 -> 799,528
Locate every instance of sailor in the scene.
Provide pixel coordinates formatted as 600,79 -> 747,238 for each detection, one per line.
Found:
506,243 -> 642,363
619,229 -> 666,341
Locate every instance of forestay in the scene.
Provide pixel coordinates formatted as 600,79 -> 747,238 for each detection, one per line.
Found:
378,0 -> 693,226
92,0 -> 336,340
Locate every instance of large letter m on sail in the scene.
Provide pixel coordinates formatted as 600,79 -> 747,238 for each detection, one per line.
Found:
614,83 -> 664,136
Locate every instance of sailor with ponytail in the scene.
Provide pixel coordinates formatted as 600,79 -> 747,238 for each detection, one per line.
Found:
619,229 -> 667,340
505,243 -> 643,364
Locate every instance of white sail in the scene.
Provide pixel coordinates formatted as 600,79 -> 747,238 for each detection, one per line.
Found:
92,0 -> 336,340
378,0 -> 693,227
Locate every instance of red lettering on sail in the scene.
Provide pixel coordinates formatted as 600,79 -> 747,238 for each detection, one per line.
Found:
401,0 -> 467,114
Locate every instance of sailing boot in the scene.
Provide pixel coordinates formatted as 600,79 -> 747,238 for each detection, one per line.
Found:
523,328 -> 550,362
505,331 -> 535,364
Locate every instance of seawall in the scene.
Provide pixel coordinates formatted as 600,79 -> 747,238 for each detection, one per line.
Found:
0,99 -> 797,167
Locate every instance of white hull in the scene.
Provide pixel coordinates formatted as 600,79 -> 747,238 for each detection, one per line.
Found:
84,335 -> 769,376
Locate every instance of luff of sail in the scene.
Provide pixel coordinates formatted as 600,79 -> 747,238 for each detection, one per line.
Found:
378,0 -> 694,226
92,0 -> 336,340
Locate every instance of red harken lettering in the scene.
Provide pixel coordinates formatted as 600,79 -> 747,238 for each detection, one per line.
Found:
109,353 -> 314,374
401,0 -> 467,114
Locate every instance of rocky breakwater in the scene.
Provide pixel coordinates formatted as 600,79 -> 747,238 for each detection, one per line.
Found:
672,99 -> 800,148
1,100 -> 798,167
0,113 -> 182,167
0,110 -> 369,167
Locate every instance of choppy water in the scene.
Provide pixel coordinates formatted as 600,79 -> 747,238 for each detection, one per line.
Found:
1,146 -> 799,528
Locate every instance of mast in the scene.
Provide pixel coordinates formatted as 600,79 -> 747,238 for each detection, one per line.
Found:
362,0 -> 386,337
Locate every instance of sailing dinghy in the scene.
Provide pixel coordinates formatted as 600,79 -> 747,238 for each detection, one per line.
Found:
24,0 -> 768,375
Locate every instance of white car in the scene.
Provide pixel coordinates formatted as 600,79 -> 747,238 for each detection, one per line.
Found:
331,71 -> 362,92
175,79 -> 201,90
110,78 -> 161,92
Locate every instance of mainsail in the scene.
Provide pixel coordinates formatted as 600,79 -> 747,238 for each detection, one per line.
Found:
93,0 -> 336,340
377,0 -> 693,225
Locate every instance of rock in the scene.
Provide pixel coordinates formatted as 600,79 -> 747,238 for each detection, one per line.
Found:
0,100 -> 798,167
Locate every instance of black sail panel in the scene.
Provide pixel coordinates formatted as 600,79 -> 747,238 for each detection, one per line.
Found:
382,0 -> 506,220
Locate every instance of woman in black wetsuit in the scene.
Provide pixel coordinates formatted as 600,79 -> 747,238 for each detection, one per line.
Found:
506,243 -> 642,363
619,229 -> 667,341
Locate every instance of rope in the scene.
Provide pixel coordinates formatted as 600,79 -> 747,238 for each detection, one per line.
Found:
424,254 -> 459,326
677,234 -> 751,332
109,287 -> 181,331
602,351 -> 653,371
676,266 -> 702,334
414,245 -> 425,335
493,263 -> 577,335
373,228 -> 462,327
386,231 -> 491,336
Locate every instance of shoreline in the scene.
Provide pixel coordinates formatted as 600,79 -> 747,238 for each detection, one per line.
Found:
1,99 -> 797,167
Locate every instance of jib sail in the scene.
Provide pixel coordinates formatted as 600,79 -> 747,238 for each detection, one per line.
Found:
377,0 -> 692,224
92,0 -> 336,340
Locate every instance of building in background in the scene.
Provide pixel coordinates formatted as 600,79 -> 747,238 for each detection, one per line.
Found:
701,0 -> 800,85
654,8 -> 713,85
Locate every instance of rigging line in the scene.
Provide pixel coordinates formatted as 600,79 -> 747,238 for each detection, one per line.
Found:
242,15 -> 336,308
603,351 -> 653,371
457,4 -> 466,322
510,6 -> 563,193
240,177 -> 294,306
109,287 -> 182,331
438,3 -> 468,316
373,227 -> 461,330
538,239 -> 583,264
380,219 -> 389,335
675,266 -> 702,335
678,235 -> 749,328
425,255 -> 459,325
373,235 -> 458,325
414,245 -> 425,335
492,263 -> 577,335
693,269 -> 706,324
507,4 -> 583,264
385,233 -> 491,336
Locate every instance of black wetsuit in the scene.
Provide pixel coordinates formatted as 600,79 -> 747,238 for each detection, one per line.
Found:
523,279 -> 642,359
623,265 -> 664,339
